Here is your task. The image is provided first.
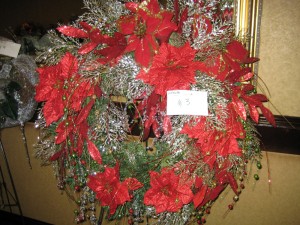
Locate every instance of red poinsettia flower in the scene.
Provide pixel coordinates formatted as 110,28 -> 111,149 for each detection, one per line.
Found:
144,168 -> 193,214
202,40 -> 259,81
58,22 -> 109,55
137,43 -> 205,96
35,52 -> 95,126
87,164 -> 142,215
224,68 -> 276,126
94,32 -> 127,65
194,160 -> 240,208
118,0 -> 177,67
181,107 -> 244,168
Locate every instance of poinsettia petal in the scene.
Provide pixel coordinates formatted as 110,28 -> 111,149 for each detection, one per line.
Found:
57,26 -> 88,38
43,101 -> 64,125
145,0 -> 160,14
226,40 -> 248,62
135,37 -> 152,67
76,99 -> 95,125
60,52 -> 78,79
260,105 -> 276,127
248,104 -> 259,123
177,7 -> 188,33
125,2 -> 138,12
250,94 -> 269,102
177,185 -> 193,204
155,12 -> 177,43
193,185 -> 207,208
124,36 -> 140,53
55,120 -> 73,144
79,21 -> 93,32
49,149 -> 64,161
118,15 -> 136,35
244,57 -> 259,64
205,185 -> 226,204
163,116 -> 172,135
227,172 -> 239,195
232,96 -> 247,120
152,120 -> 161,138
78,42 -> 98,54
223,53 -> 241,71
123,178 -> 143,191
87,140 -> 102,164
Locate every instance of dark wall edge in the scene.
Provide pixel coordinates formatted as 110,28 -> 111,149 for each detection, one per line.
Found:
256,115 -> 300,155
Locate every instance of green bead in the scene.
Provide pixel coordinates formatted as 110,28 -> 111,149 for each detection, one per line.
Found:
257,162 -> 262,169
254,174 -> 259,180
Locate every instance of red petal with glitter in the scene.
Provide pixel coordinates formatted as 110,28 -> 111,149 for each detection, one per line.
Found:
135,38 -> 152,67
249,104 -> 259,123
87,140 -> 102,164
193,185 -> 207,208
124,178 -> 143,191
260,105 -> 276,127
232,96 -> 247,120
226,40 -> 248,62
163,116 -> 172,135
228,172 -> 239,195
49,149 -> 64,161
155,12 -> 177,43
177,7 -> 188,33
78,42 -> 98,54
57,26 -> 88,38
125,2 -> 138,12
79,21 -> 93,32
76,99 -> 95,125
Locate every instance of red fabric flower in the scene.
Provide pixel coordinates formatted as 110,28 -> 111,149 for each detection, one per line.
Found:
118,0 -> 177,67
57,22 -> 126,64
87,164 -> 142,215
203,40 -> 259,81
224,68 -> 276,126
181,107 -> 244,168
35,52 -> 95,126
144,168 -> 193,213
137,43 -> 205,96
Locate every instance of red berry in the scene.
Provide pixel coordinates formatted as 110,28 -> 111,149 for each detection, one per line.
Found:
129,208 -> 134,214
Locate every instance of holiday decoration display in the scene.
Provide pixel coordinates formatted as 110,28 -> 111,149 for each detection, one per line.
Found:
34,0 -> 275,224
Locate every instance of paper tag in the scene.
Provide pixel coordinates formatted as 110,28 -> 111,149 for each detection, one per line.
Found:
0,41 -> 21,58
167,90 -> 208,116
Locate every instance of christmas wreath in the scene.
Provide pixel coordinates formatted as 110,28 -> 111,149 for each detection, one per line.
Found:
34,0 -> 275,224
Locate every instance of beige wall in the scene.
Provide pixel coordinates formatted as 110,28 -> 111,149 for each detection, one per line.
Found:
1,124 -> 300,225
258,0 -> 300,117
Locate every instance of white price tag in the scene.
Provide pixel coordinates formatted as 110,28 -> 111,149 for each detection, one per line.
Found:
167,90 -> 208,116
0,41 -> 21,58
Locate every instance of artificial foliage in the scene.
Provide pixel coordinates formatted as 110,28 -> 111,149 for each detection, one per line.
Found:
34,0 -> 275,224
